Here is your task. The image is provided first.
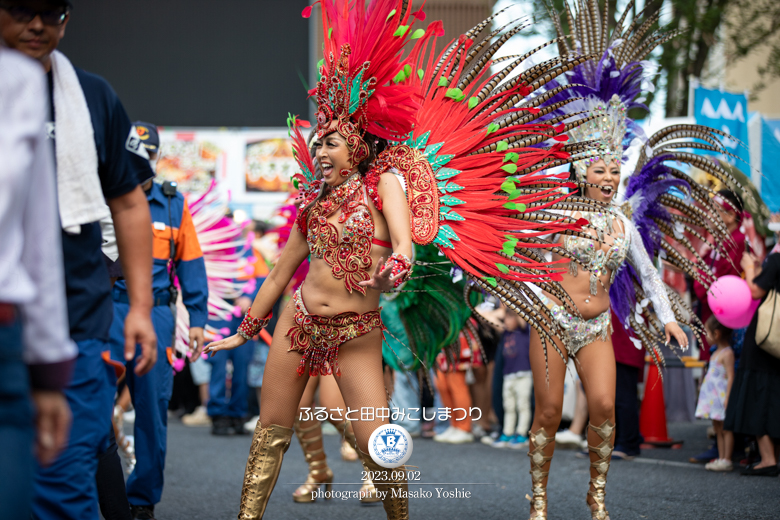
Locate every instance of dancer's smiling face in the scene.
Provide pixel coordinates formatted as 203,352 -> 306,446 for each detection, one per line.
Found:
584,159 -> 620,203
314,132 -> 356,187
0,0 -> 69,71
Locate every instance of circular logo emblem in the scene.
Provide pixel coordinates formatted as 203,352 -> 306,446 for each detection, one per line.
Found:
368,424 -> 413,468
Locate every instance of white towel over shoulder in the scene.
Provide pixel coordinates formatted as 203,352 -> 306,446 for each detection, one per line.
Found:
50,50 -> 110,234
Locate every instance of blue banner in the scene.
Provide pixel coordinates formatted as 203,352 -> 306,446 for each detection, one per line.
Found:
693,86 -> 751,168
762,119 -> 780,212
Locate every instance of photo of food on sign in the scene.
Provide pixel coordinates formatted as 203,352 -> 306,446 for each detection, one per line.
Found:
244,137 -> 297,193
156,138 -> 223,194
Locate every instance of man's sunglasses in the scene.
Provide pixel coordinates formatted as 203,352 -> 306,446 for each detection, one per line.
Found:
0,3 -> 68,26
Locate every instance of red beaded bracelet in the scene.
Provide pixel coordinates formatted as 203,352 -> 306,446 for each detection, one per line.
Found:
384,253 -> 412,288
237,310 -> 273,341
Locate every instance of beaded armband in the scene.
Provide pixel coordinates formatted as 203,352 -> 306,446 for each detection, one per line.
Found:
237,310 -> 273,341
384,253 -> 412,288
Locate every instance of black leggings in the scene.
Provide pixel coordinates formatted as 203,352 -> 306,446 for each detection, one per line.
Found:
96,427 -> 132,520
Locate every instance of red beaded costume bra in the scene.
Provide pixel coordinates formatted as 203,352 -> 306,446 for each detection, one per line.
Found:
296,171 -> 389,295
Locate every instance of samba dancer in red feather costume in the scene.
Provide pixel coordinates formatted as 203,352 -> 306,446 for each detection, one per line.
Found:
205,1 -> 601,518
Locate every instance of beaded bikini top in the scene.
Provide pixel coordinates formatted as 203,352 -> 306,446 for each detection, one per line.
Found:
563,209 -> 630,295
297,172 -> 387,295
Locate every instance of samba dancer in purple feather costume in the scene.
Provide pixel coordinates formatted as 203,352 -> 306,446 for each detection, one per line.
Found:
523,2 -> 747,519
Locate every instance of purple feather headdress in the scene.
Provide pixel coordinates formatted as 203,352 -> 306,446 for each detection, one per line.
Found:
541,41 -> 652,179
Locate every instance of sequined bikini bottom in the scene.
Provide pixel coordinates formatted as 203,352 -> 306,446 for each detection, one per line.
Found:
540,295 -> 612,357
287,287 -> 383,377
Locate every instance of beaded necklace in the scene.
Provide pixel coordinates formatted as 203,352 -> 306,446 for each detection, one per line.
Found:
306,173 -> 375,294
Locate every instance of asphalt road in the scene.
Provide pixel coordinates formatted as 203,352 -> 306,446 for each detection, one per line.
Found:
132,419 -> 779,520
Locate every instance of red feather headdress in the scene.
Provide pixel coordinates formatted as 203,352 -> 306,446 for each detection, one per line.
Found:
303,0 -> 435,166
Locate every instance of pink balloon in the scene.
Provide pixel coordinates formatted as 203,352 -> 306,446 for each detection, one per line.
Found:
718,298 -> 761,329
707,275 -> 751,323
173,358 -> 186,373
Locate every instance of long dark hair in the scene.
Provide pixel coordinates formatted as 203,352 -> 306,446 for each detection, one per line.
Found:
717,188 -> 744,223
301,131 -> 388,217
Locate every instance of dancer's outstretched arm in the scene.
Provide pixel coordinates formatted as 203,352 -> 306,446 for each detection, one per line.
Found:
204,227 -> 310,354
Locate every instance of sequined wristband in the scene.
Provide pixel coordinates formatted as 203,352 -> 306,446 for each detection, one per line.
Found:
384,253 -> 413,288
237,310 -> 273,341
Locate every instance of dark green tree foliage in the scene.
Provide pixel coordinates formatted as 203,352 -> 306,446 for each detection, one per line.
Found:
727,0 -> 780,99
519,0 -> 731,117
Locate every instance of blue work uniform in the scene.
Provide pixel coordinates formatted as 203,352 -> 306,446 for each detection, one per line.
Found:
33,68 -> 154,520
109,182 -> 208,507
207,249 -> 263,419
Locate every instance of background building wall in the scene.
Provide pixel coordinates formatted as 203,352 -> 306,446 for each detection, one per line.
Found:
723,9 -> 780,118
58,0 -> 310,127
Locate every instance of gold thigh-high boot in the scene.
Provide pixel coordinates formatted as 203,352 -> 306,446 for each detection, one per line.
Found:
586,420 -> 615,520
333,421 -> 380,504
292,419 -> 334,502
238,422 -> 294,520
526,428 -> 554,519
358,449 -> 409,519
333,420 -> 359,461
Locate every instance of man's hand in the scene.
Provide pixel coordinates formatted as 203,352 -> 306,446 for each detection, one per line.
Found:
125,307 -> 157,375
188,327 -> 205,362
31,390 -> 71,466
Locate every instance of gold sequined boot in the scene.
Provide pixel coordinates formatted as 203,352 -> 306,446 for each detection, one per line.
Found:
292,420 -> 334,502
334,421 -> 380,504
237,422 -> 293,520
359,449 -> 409,519
586,420 -> 615,520
526,428 -> 554,519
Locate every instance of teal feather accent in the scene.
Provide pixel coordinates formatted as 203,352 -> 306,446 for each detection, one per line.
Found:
381,245 -> 480,372
440,195 -> 465,206
440,208 -> 465,221
437,181 -> 464,194
435,168 -> 461,180
423,142 -> 444,158
433,225 -> 460,248
428,154 -> 454,170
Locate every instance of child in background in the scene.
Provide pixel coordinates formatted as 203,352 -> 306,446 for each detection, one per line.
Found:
695,315 -> 735,471
491,311 -> 532,449
433,327 -> 482,444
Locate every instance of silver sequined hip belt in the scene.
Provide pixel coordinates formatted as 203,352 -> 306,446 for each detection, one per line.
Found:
541,295 -> 612,357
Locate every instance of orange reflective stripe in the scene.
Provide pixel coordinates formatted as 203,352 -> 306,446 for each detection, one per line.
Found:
176,203 -> 203,262
152,225 -> 180,260
102,350 -> 126,379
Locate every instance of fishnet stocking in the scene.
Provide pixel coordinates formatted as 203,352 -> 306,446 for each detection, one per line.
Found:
259,300 -> 388,453
258,301 -> 312,428
330,327 -> 388,453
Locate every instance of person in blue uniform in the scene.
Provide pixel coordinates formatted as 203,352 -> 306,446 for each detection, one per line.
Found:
1,2 -> 158,519
109,122 -> 209,519
207,229 -> 264,435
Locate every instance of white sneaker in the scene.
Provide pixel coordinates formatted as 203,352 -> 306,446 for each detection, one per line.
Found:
705,458 -> 733,472
481,431 -> 500,446
555,429 -> 584,448
243,415 -> 259,432
441,427 -> 474,444
433,426 -> 457,443
182,406 -> 211,427
472,424 -> 487,438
